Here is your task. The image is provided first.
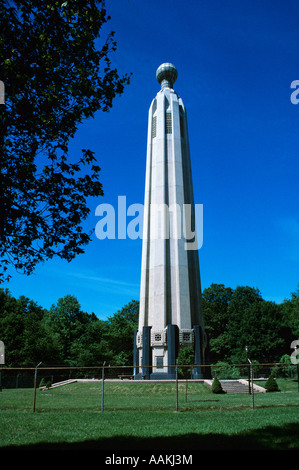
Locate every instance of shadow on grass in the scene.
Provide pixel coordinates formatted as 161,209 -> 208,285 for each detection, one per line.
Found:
2,423 -> 299,451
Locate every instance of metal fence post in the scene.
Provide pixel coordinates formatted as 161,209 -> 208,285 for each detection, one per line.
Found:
185,378 -> 188,402
245,346 -> 251,394
33,362 -> 42,412
101,361 -> 106,412
176,360 -> 178,412
247,358 -> 254,409
251,363 -> 255,409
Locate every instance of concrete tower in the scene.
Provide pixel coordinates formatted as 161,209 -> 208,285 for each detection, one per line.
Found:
134,63 -> 207,380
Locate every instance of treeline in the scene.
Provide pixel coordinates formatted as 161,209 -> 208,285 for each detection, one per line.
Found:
0,290 -> 138,367
203,284 -> 298,364
0,284 -> 298,367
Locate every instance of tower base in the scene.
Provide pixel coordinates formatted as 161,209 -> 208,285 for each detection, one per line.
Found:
133,324 -> 206,380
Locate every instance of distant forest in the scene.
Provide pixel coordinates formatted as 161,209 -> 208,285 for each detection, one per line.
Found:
0,284 -> 298,368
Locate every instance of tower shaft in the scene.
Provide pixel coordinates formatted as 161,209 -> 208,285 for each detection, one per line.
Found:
135,64 -> 206,379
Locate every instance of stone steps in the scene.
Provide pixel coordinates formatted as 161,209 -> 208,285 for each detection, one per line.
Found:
40,378 -> 102,390
39,378 -> 77,390
220,380 -> 250,394
204,379 -> 266,394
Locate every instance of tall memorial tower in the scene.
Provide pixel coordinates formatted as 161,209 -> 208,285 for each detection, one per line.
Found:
134,63 -> 207,379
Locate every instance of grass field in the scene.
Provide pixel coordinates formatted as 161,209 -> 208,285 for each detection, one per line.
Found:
1,379 -> 299,450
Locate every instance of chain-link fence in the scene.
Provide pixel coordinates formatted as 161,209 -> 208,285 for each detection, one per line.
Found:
1,363 -> 298,413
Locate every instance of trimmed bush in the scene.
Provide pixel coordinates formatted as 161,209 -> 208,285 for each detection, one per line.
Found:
211,377 -> 226,394
265,375 -> 280,392
39,378 -> 46,388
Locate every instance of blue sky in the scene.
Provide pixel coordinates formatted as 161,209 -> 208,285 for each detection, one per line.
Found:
4,0 -> 299,318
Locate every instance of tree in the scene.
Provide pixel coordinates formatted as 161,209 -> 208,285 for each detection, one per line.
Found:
0,0 -> 131,282
202,284 -> 291,363
71,319 -> 111,366
225,286 -> 264,362
46,295 -> 93,364
202,283 -> 233,362
235,301 -> 290,362
0,290 -> 140,367
106,300 -> 139,365
282,285 -> 299,339
0,289 -> 61,366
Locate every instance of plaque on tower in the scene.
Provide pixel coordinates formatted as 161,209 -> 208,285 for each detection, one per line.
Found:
134,63 -> 207,380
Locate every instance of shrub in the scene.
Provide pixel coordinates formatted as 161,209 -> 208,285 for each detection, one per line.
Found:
274,354 -> 296,378
177,346 -> 194,378
265,375 -> 280,392
211,362 -> 240,379
211,376 -> 226,394
39,378 -> 46,388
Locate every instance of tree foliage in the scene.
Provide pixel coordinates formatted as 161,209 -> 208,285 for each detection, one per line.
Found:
202,284 -> 293,363
45,294 -> 95,364
105,300 -> 139,365
0,0 -> 131,281
281,286 -> 299,338
0,288 -> 60,366
0,284 -> 297,368
202,283 -> 234,360
0,289 -> 139,367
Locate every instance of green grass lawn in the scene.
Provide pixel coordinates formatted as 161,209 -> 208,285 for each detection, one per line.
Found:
1,380 -> 299,450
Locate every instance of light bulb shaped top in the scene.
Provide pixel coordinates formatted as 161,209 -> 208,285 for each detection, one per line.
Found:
156,63 -> 178,90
